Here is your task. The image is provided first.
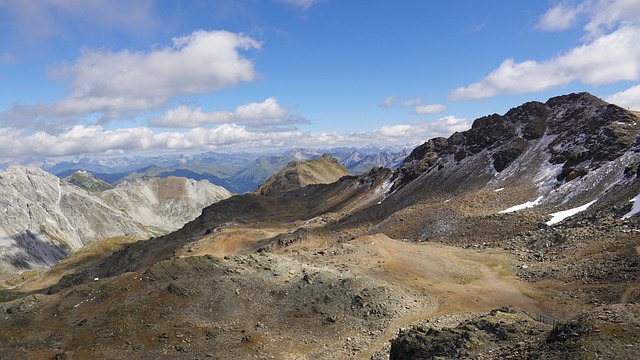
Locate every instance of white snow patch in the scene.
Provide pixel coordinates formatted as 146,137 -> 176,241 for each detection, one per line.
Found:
623,194 -> 640,219
546,200 -> 596,226
494,188 -> 504,192
499,196 -> 543,213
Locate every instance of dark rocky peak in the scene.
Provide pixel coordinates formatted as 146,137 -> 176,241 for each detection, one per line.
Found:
391,92 -> 640,192
543,93 -> 640,181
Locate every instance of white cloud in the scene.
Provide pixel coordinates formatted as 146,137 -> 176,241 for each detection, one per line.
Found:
451,26 -> 640,99
376,116 -> 471,140
453,1 -> 640,100
378,124 -> 412,137
55,30 -> 260,111
605,84 -> 640,110
414,104 -> 447,115
536,3 -> 584,31
276,0 -> 321,10
401,98 -> 423,107
380,96 -> 396,108
382,96 -> 445,112
151,97 -> 295,128
585,0 -> 640,36
0,115 -> 472,160
1,30 -> 262,124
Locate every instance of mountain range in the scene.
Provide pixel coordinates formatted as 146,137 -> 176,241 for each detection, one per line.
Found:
0,92 -> 639,359
21,147 -> 411,194
0,168 -> 231,278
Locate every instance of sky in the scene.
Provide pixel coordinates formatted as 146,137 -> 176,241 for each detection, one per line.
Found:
0,0 -> 639,160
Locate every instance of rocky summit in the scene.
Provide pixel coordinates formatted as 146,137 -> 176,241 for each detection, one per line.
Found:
1,93 -> 639,359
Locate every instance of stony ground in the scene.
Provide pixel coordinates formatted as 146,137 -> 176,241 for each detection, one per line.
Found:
0,165 -> 639,359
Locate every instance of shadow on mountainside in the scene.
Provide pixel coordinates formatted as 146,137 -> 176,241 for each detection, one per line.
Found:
1,231 -> 68,272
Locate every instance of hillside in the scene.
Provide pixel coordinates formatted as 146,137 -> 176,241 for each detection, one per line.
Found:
1,93 -> 639,359
0,168 -> 231,278
97,176 -> 232,233
255,153 -> 351,196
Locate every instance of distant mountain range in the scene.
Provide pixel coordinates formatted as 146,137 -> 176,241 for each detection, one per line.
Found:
24,147 -> 411,194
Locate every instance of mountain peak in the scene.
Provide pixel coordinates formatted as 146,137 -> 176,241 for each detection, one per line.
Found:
255,154 -> 351,196
392,92 -> 640,198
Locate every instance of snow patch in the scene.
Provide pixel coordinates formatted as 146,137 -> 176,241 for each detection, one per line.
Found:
499,196 -> 543,213
623,194 -> 640,219
546,200 -> 596,225
494,188 -> 504,192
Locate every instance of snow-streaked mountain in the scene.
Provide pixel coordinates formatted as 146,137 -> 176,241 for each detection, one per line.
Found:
392,92 -> 640,207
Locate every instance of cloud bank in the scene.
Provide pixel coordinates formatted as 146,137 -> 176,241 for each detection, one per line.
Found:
0,115 -> 471,160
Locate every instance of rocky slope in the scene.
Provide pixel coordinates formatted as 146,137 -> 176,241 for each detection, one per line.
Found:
0,167 -> 231,277
96,176 -> 231,233
0,93 -> 639,359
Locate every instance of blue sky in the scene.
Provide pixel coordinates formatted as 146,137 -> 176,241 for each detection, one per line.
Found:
0,0 -> 639,160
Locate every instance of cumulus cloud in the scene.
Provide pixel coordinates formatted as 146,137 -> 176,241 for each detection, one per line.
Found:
151,97 -> 305,129
536,3 -> 584,31
605,84 -> 640,110
0,124 -> 259,158
377,124 -> 413,138
414,104 -> 447,115
0,30 -> 262,125
55,30 -> 260,112
451,26 -> 640,99
585,0 -> 640,36
453,0 -> 640,99
376,116 -> 470,140
381,96 -> 447,115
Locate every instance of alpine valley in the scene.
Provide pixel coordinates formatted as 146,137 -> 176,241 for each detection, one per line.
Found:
1,93 -> 640,359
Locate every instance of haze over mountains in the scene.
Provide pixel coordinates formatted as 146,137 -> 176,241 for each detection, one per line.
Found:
0,93 -> 639,359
